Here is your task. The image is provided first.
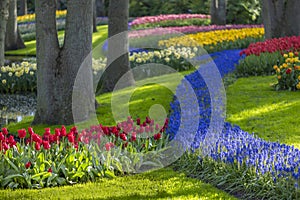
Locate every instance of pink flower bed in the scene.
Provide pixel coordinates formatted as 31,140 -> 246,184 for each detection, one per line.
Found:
240,36 -> 300,56
129,24 -> 264,38
130,14 -> 210,27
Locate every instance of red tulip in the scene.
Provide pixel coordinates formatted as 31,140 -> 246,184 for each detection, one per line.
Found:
120,133 -> 127,141
0,132 -> 4,141
25,162 -> 31,169
61,126 -> 67,137
105,142 -> 114,151
154,133 -> 162,140
35,142 -> 41,151
131,132 -> 137,142
2,142 -> 9,150
42,140 -> 51,150
137,118 -> 141,125
44,128 -> 51,135
286,68 -> 292,74
18,129 -> 27,139
48,168 -> 52,173
8,135 -> 15,144
32,133 -> 43,144
28,127 -> 34,135
54,128 -> 61,137
68,133 -> 75,143
2,128 -> 8,135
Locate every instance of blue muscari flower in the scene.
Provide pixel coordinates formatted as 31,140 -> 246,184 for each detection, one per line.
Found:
166,48 -> 300,187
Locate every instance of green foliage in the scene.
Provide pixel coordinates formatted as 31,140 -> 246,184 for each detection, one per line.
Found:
5,25 -> 108,56
205,37 -> 264,54
273,52 -> 300,91
226,0 -> 262,24
226,75 -> 300,149
0,168 -> 236,199
130,47 -> 199,77
131,18 -> 210,30
129,0 -> 210,17
235,51 -> 284,77
173,151 -> 300,200
0,141 -> 106,189
0,62 -> 37,93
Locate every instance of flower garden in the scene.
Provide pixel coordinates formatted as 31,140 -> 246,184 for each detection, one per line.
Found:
1,10 -> 300,199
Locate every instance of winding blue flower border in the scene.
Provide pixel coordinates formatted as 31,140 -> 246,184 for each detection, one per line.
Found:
166,49 -> 300,183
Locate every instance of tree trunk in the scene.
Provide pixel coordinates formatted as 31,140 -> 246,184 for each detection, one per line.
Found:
96,0 -> 105,17
210,0 -> 226,25
93,0 -> 97,32
33,0 -> 94,125
99,0 -> 134,93
5,0 -> 25,51
0,0 -> 9,66
18,0 -> 27,16
262,0 -> 300,39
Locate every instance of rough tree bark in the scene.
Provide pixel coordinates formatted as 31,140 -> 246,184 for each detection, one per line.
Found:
210,0 -> 226,25
93,0 -> 97,32
18,0 -> 27,16
33,0 -> 94,125
96,0 -> 105,17
99,0 -> 134,93
262,0 -> 300,39
5,0 -> 25,51
0,0 -> 9,66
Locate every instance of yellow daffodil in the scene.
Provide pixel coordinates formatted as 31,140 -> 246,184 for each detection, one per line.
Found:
158,28 -> 264,48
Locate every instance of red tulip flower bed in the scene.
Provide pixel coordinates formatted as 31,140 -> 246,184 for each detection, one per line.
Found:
236,36 -> 300,77
0,117 -> 169,189
240,36 -> 300,57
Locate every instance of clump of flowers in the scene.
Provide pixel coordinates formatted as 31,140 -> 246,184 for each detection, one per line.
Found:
0,117 -> 169,189
0,60 -> 107,94
17,10 -> 67,24
129,24 -> 263,39
240,36 -> 300,57
130,14 -> 210,30
273,52 -> 300,91
158,27 -> 264,52
130,46 -> 198,74
0,62 -> 37,93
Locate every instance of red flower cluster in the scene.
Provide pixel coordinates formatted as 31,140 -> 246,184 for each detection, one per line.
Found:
240,36 -> 300,56
0,128 -> 16,152
78,116 -> 168,150
0,117 -> 169,153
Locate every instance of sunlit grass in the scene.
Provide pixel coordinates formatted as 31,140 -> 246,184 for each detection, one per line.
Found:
5,25 -> 108,56
7,70 -> 193,133
226,75 -> 300,148
0,168 -> 236,200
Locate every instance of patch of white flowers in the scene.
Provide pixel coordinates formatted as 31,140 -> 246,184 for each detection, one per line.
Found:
129,46 -> 198,65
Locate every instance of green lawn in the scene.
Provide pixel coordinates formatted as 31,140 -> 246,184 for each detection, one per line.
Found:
226,75 -> 300,148
5,25 -> 108,56
0,168 -> 236,200
7,70 -> 193,133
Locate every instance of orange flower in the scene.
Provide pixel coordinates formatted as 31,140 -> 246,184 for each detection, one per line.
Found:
294,66 -> 300,70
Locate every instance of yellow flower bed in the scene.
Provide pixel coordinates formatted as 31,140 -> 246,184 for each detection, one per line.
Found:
158,27 -> 265,48
17,10 -> 67,23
